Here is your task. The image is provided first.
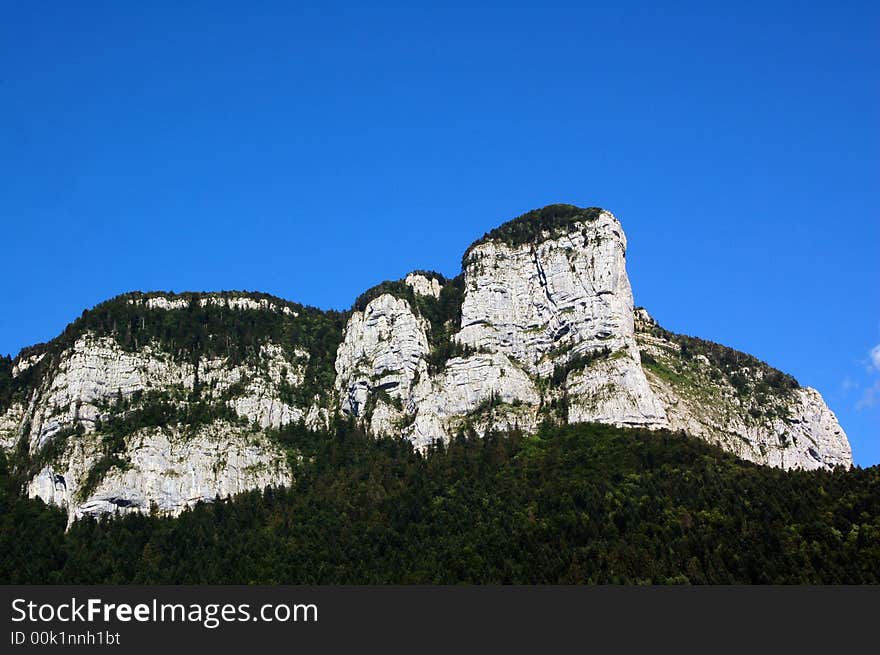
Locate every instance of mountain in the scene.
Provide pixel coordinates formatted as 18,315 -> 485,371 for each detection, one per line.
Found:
0,204 -> 852,523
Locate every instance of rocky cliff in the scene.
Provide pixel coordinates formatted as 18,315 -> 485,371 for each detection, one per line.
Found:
0,205 -> 852,522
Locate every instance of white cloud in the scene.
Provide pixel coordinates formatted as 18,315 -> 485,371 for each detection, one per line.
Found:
854,345 -> 880,410
856,379 -> 880,410
871,344 -> 880,371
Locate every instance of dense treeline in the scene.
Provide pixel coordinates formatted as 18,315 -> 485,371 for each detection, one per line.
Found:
354,271 -> 447,313
13,292 -> 347,406
2,422 -> 877,584
464,204 -> 603,262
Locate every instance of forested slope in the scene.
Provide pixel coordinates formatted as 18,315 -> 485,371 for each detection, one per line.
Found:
2,422 -> 877,584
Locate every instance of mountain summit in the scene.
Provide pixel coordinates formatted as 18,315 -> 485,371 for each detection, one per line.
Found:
0,205 -> 851,522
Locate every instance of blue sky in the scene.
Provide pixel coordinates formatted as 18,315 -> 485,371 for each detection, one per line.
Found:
1,2 -> 878,464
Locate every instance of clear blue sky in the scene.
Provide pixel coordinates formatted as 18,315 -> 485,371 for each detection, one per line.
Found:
1,2 -> 878,464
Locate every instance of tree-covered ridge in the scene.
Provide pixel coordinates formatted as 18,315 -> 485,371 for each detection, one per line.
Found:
353,279 -> 427,314
636,309 -> 799,399
1,422 -> 877,584
12,291 -> 348,407
20,290 -> 326,358
353,270 -> 448,312
463,204 -> 605,262
0,291 -> 348,492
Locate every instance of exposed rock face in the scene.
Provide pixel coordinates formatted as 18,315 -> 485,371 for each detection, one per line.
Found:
1,293 -> 328,522
404,273 -> 443,299
457,211 -> 667,427
335,294 -> 431,435
408,353 -> 540,450
458,212 -> 634,374
134,295 -> 299,315
335,209 -> 668,448
0,402 -> 24,451
0,205 -> 854,523
634,309 -> 851,470
23,336 -> 315,452
27,423 -> 290,523
333,288 -> 543,448
564,352 -> 668,428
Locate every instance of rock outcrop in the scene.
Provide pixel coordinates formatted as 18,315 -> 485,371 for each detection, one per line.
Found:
27,422 -> 290,522
0,205 -> 853,522
456,209 -> 667,428
634,309 -> 851,470
335,293 -> 431,436
404,273 -> 443,299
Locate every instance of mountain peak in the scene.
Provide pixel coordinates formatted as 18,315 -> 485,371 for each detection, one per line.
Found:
465,204 -> 607,255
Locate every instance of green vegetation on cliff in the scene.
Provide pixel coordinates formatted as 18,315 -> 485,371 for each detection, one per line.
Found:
635,311 -> 806,432
16,291 -> 348,407
0,355 -> 12,415
464,204 -> 604,261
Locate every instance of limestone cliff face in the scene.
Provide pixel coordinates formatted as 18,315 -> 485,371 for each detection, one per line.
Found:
0,205 -> 854,523
0,293 -> 330,522
335,293 -> 432,436
634,309 -> 851,470
335,208 -> 668,448
333,205 -> 849,468
458,211 -> 634,374
27,422 -> 289,522
457,210 -> 667,429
